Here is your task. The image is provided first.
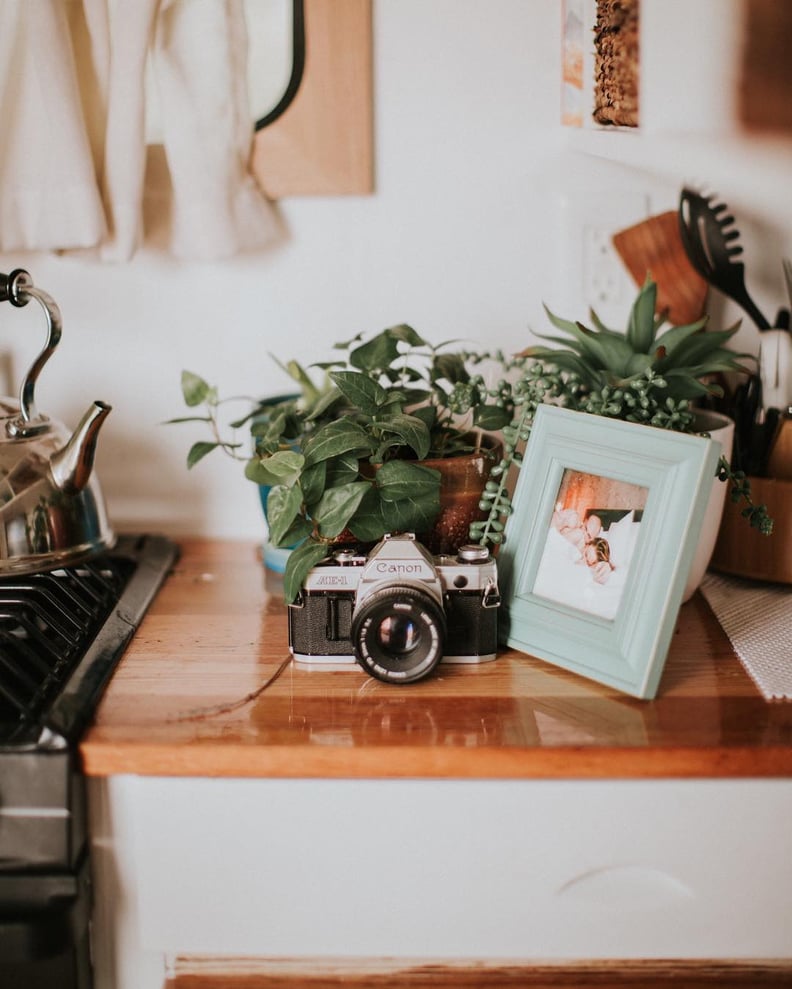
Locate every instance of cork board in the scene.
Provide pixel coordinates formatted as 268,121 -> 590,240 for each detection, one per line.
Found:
739,0 -> 792,136
593,0 -> 640,128
251,0 -> 373,197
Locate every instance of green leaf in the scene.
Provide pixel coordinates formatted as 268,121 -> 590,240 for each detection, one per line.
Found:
283,539 -> 331,604
381,491 -> 440,534
266,484 -> 304,546
432,353 -> 469,384
332,332 -> 365,350
662,367 -> 741,399
282,358 -> 321,403
348,487 -> 387,542
313,481 -> 372,538
329,370 -> 389,414
187,441 -> 220,468
529,332 -> 592,351
586,308 -> 624,338
306,386 -> 342,421
626,277 -> 658,353
181,370 -> 215,407
542,304 -> 587,339
624,352 -> 654,377
409,404 -> 438,430
400,387 -> 431,409
349,330 -> 401,371
300,460 -> 327,506
163,415 -> 212,425
376,460 -> 441,502
302,419 -> 374,467
386,323 -> 427,348
474,404 -> 511,430
244,450 -> 304,487
277,517 -> 313,549
656,327 -> 747,371
539,310 -> 635,373
653,316 -> 709,357
375,413 -> 431,460
579,326 -> 636,375
660,372 -> 717,400
520,346 -> 603,383
325,453 -> 361,488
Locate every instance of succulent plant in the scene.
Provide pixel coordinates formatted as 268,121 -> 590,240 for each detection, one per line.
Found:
522,275 -> 750,414
471,276 -> 772,550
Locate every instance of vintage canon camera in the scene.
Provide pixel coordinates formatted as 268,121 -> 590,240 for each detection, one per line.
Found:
288,533 -> 500,684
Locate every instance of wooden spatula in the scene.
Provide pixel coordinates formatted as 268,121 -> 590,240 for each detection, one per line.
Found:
613,211 -> 709,325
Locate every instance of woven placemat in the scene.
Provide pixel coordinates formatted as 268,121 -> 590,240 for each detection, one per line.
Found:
700,573 -> 792,701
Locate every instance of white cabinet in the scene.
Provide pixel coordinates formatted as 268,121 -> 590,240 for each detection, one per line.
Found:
89,776 -> 792,988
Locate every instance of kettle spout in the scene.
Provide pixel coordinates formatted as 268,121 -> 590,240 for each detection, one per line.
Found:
50,401 -> 112,495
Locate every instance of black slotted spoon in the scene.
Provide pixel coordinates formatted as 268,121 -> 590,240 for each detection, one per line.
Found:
678,187 -> 771,330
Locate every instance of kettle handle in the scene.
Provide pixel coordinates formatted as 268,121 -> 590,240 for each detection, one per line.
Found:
0,269 -> 62,436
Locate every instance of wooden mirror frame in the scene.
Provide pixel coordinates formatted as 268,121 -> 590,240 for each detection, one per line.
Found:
251,0 -> 373,197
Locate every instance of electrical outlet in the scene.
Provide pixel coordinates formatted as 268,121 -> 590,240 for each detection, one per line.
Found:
583,224 -> 625,307
554,185 -> 651,326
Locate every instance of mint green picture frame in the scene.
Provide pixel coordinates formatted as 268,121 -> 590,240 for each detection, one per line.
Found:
498,406 -> 721,699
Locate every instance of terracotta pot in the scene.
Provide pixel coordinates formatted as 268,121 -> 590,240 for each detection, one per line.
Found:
260,440 -> 501,571
418,442 -> 501,555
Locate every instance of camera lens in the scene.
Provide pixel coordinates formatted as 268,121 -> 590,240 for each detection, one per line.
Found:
351,585 -> 446,684
377,614 -> 420,655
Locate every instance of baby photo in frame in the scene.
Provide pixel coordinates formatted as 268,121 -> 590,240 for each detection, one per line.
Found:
498,406 -> 721,699
535,469 -> 647,621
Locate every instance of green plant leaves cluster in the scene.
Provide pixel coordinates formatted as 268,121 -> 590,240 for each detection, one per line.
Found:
170,302 -> 771,602
470,365 -> 566,550
263,397 -> 443,600
328,324 -> 515,452
170,325 -> 523,601
167,371 -> 240,468
470,278 -> 772,552
718,461 -> 773,535
522,276 -> 752,402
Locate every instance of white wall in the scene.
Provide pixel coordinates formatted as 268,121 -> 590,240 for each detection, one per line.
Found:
1,0 -> 790,542
0,0 -> 568,541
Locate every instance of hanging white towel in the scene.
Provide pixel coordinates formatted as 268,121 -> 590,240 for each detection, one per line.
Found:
0,0 -> 280,260
150,0 -> 279,260
0,0 -> 107,251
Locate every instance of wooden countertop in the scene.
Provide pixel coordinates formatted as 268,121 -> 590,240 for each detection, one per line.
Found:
79,538 -> 792,780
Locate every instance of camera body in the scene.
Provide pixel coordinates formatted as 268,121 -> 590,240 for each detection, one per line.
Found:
288,533 -> 499,683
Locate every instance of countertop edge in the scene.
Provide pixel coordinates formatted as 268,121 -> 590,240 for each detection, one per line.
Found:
78,742 -> 792,780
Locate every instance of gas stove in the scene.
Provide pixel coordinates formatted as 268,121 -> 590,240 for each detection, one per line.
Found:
0,533 -> 178,988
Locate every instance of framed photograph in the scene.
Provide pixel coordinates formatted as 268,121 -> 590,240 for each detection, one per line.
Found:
498,406 -> 721,699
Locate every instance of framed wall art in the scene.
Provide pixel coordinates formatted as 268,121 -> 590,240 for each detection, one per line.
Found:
498,406 -> 720,699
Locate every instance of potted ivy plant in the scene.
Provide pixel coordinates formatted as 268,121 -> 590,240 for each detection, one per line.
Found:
173,325 -> 516,601
470,276 -> 772,597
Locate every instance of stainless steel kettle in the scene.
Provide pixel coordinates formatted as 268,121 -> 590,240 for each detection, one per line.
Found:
0,269 -> 114,574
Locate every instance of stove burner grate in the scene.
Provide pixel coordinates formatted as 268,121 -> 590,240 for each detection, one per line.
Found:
0,535 -> 177,750
0,558 -> 134,745
0,558 -> 134,743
